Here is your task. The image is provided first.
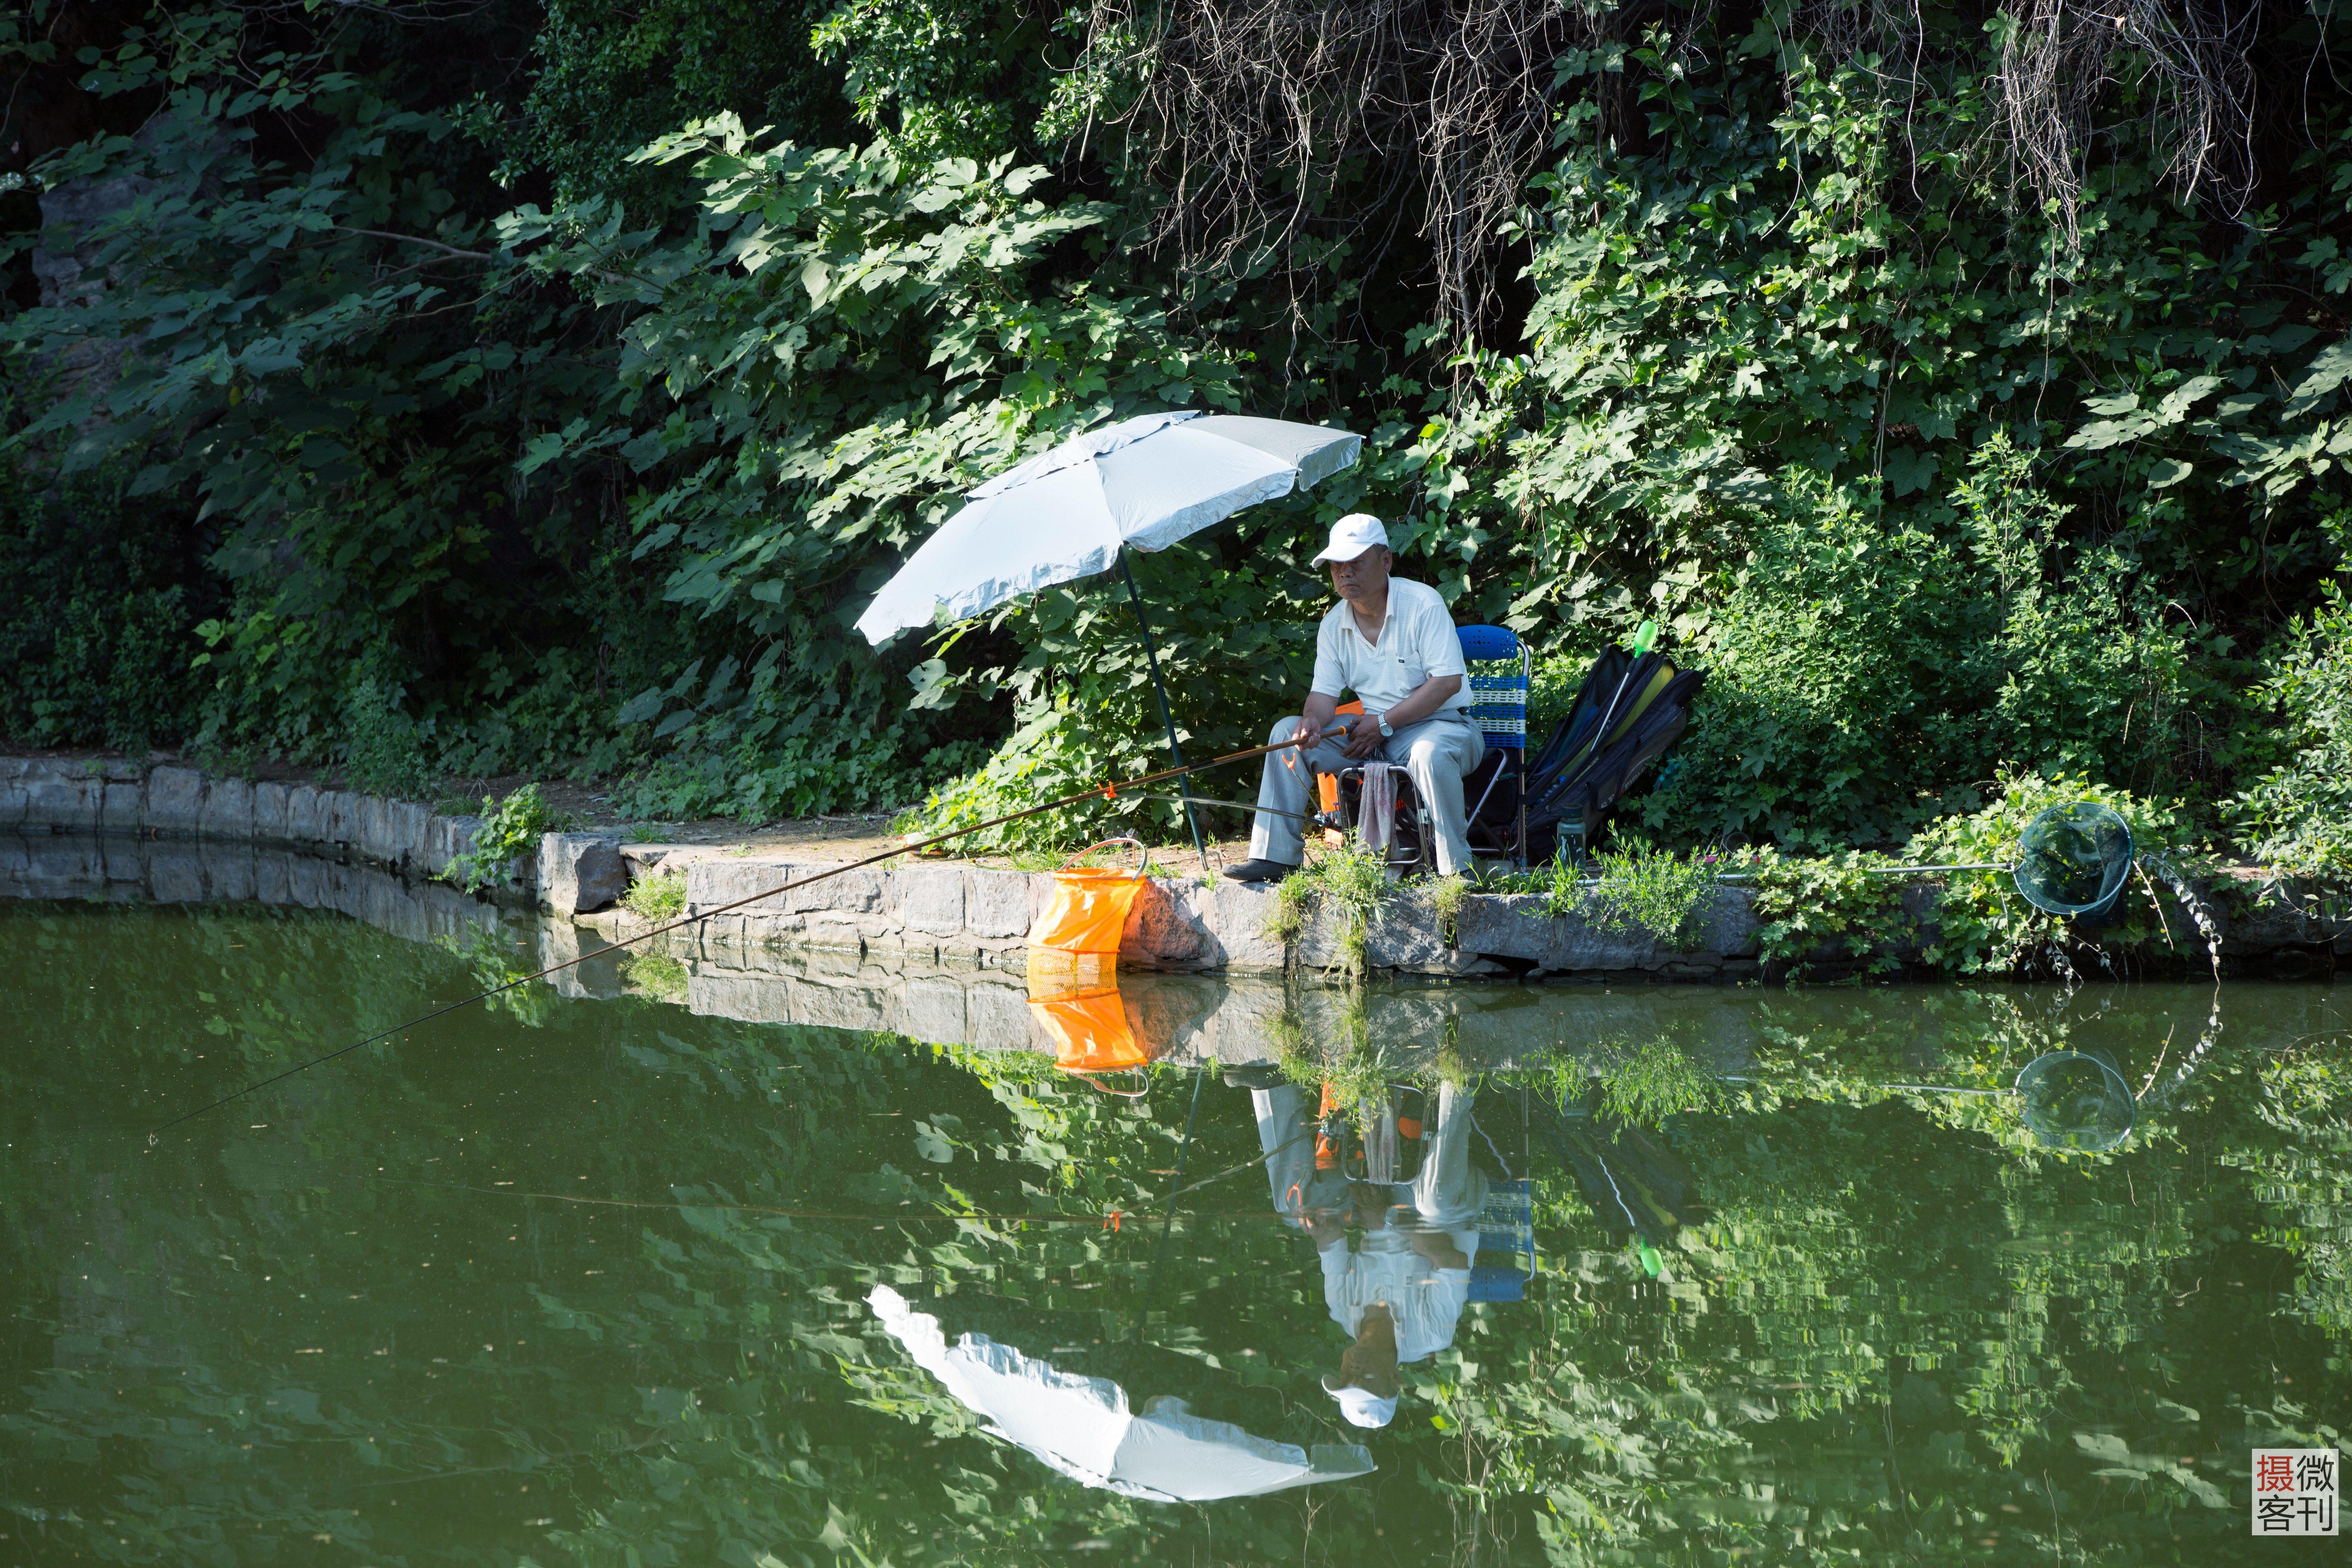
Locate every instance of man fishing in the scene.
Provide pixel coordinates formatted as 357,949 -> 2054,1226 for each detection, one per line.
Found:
1223,513 -> 1485,883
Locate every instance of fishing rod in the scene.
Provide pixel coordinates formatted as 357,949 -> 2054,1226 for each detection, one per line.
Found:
372,1172 -> 1283,1227
146,723 -> 1349,1142
1131,1062 -> 1208,1342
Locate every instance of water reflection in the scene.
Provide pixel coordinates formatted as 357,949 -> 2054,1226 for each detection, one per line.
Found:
3,890 -> 2348,1566
2014,1051 -> 2140,1151
1029,950 -> 1158,1098
868,1286 -> 1375,1500
1241,1076 -> 1493,1429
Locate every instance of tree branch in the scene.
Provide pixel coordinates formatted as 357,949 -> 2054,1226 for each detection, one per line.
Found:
332,225 -> 499,262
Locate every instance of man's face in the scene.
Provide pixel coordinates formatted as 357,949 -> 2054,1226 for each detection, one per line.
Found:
1336,1305 -> 1401,1397
1327,546 -> 1392,605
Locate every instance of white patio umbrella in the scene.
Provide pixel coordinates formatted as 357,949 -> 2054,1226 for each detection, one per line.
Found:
853,410 -> 1363,865
868,1285 -> 1376,1503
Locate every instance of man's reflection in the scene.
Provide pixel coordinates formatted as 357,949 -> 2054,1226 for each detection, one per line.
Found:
1232,1070 -> 1489,1430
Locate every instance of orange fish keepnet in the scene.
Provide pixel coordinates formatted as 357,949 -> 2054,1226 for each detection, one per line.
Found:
1028,841 -> 1154,1094
1029,838 -> 1149,957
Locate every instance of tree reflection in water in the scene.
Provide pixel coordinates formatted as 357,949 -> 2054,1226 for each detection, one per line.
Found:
2,902 -> 2346,1565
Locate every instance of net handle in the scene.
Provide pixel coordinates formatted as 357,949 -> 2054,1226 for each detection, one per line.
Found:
1061,837 -> 1149,878
1067,1066 -> 1153,1099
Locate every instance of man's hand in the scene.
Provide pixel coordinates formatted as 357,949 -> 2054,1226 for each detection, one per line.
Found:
1291,692 -> 1341,753
1407,1228 -> 1469,1270
1341,709 -> 1384,759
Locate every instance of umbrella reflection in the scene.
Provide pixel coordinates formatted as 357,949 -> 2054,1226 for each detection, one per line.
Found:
867,1286 -> 1375,1501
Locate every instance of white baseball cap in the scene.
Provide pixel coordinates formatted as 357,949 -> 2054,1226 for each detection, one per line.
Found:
1312,512 -> 1389,564
1324,1377 -> 1398,1428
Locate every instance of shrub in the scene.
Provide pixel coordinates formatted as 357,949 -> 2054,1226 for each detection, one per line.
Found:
1902,771 -> 2204,974
0,398 -> 211,752
1737,848 -> 1915,978
1638,441 -> 2201,849
1635,469 -> 1998,846
339,677 -> 435,800
2230,574 -> 2352,881
441,784 -> 568,895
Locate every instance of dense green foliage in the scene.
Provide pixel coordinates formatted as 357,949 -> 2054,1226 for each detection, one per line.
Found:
2230,538 -> 2352,877
2,0 -> 2345,870
0,398 -> 210,751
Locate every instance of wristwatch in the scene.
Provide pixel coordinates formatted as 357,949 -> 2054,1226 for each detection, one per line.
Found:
1376,711 -> 1394,737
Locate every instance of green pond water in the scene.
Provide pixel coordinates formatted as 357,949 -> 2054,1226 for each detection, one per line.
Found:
3,895 -> 2348,1566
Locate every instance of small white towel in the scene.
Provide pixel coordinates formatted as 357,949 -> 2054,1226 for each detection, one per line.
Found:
1356,762 -> 1399,858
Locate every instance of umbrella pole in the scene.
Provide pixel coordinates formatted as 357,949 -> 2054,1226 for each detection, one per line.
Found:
1118,548 -> 1211,876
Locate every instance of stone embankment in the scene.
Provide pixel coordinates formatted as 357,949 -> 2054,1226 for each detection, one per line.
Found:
641,850 -> 1764,978
6,755 -> 2345,981
16,832 -> 2352,1074
0,830 -> 1772,1068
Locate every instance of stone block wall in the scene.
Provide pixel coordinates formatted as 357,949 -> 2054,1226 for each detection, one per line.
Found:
645,849 -> 1759,977
0,757 -> 519,902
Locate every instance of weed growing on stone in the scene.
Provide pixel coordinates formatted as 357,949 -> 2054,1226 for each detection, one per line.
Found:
1578,840 -> 1717,944
1260,845 -> 1394,976
622,870 -> 687,922
1427,873 -> 1470,947
1265,874 -> 1312,950
1501,838 -> 1718,946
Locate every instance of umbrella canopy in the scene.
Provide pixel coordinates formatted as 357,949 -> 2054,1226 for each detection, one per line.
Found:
852,411 -> 1361,645
868,1285 -> 1375,1503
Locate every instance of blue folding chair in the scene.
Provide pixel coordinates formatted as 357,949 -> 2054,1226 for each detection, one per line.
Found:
1458,624 -> 1531,867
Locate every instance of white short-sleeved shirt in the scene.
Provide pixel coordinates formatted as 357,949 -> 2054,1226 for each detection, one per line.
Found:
1309,578 -> 1469,718
1319,1230 -> 1479,1364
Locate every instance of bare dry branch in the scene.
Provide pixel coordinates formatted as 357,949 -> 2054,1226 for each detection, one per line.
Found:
1062,0 -> 2266,350
1066,0 -> 1581,357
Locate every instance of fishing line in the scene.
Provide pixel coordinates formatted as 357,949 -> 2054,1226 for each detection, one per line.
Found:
1171,1124 -> 1321,1198
370,1171 -> 1282,1226
145,725 -> 1347,1142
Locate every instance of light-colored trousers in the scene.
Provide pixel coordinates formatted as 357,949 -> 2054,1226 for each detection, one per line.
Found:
1248,713 -> 1486,875
1251,1081 -> 1489,1234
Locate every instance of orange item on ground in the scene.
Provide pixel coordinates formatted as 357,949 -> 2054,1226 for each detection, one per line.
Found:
1029,838 -> 1148,957
1316,703 -> 1364,844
